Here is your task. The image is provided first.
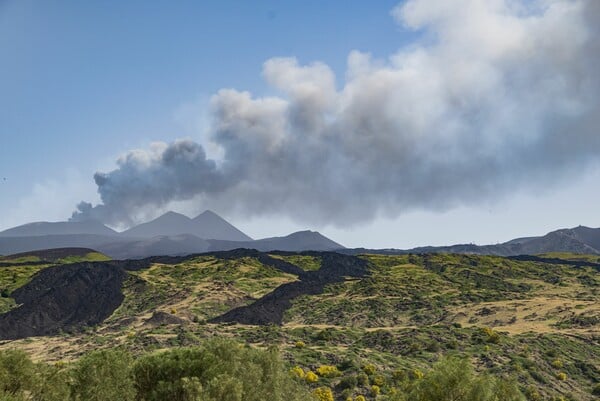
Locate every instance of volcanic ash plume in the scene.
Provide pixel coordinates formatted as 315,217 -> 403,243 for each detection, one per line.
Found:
71,0 -> 600,227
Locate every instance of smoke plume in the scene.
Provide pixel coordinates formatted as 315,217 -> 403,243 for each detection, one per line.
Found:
72,0 -> 600,227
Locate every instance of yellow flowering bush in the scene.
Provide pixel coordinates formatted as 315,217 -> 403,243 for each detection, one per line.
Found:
371,384 -> 381,396
305,371 -> 319,383
316,365 -> 340,378
312,387 -> 334,401
290,366 -> 305,379
362,363 -> 376,376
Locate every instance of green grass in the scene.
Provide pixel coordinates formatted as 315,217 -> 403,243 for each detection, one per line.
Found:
55,252 -> 111,264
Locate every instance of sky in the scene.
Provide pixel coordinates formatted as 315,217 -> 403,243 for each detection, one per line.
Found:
1,0 -> 599,249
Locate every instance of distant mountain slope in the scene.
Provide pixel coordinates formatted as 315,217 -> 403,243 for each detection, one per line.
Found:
0,221 -> 117,237
0,235 -> 119,256
121,210 -> 251,241
344,226 -> 600,256
97,234 -> 210,260
208,230 -> 344,252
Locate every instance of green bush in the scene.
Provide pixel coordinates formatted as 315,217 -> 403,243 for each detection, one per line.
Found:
388,357 -> 524,401
133,339 -> 310,401
0,350 -> 34,396
71,349 -> 135,401
337,375 -> 358,390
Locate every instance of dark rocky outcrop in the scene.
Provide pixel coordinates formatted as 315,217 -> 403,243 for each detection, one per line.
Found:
0,262 -> 126,340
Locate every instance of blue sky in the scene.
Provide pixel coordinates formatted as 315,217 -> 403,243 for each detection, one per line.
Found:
1,0 -> 599,248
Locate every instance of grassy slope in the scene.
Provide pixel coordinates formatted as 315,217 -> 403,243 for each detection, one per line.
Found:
0,252 -> 598,400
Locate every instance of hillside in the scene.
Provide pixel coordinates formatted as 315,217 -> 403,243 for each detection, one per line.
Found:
346,225 -> 600,257
0,250 -> 598,400
0,220 -> 117,237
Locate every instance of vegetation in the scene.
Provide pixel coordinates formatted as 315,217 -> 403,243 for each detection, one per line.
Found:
0,342 -> 528,401
0,251 -> 598,400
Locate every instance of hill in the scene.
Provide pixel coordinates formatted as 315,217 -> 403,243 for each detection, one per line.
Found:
345,225 -> 600,257
0,247 -> 109,264
207,230 -> 344,252
0,250 -> 597,400
0,220 -> 117,237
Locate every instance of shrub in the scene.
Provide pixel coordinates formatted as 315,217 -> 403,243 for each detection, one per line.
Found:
71,349 -> 135,401
295,341 -> 306,349
410,369 -> 424,380
524,386 -> 542,401
363,364 -> 376,376
426,341 -> 441,352
372,375 -> 385,386
355,396 -> 366,401
482,327 -> 501,344
357,372 -> 369,386
556,372 -> 567,381
290,366 -> 305,379
30,363 -> 71,401
312,387 -> 334,401
0,350 -> 34,396
409,357 -> 524,401
133,339 -> 311,401
371,384 -> 381,396
339,359 -> 358,371
305,371 -> 319,383
316,365 -> 340,378
551,359 -> 563,369
337,375 -> 358,390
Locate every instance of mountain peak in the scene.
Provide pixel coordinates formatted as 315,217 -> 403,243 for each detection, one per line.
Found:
121,210 -> 252,241
156,211 -> 191,220
194,210 -> 219,219
192,210 -> 252,241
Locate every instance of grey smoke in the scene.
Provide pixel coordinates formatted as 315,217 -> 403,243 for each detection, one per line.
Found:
72,0 -> 600,227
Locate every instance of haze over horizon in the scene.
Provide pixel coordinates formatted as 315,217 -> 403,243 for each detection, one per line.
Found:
2,0 -> 599,249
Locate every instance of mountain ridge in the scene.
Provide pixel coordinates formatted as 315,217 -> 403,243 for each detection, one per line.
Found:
120,210 -> 252,241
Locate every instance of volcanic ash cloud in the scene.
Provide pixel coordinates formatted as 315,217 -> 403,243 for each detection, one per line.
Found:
72,0 -> 600,227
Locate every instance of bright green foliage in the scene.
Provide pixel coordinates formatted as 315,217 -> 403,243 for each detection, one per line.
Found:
29,364 -> 71,401
362,363 -> 376,376
71,349 -> 135,401
389,357 -> 525,401
133,339 -> 311,401
0,350 -> 69,401
0,350 -> 34,396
